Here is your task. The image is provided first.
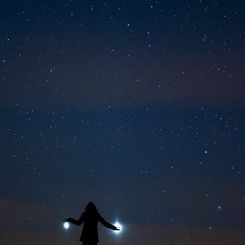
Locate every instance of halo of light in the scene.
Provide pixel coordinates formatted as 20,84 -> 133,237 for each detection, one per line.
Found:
113,222 -> 122,234
63,222 -> 70,230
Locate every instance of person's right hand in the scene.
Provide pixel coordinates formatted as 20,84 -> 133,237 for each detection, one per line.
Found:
63,218 -> 71,222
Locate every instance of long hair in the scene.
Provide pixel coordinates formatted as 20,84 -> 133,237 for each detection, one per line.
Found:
85,202 -> 97,214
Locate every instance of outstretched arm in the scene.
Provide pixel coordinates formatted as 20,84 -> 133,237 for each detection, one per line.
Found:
65,212 -> 85,226
98,213 -> 118,230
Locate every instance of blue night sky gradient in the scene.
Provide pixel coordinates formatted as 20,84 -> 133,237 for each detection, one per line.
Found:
0,1 -> 245,244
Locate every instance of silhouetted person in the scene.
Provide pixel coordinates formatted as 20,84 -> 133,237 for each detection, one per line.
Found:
65,202 -> 119,245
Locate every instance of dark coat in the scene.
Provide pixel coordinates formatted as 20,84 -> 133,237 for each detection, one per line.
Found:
67,211 -> 116,243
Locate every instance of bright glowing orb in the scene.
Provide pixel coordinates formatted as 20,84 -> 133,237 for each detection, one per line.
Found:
63,222 -> 70,230
113,222 -> 122,233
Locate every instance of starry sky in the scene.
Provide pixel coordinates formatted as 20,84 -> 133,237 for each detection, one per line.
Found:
0,1 -> 245,244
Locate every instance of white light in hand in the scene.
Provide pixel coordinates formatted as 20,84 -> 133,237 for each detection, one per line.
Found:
114,222 -> 122,234
63,222 -> 70,230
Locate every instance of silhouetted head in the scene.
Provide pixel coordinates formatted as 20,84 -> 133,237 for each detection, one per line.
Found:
85,202 -> 97,213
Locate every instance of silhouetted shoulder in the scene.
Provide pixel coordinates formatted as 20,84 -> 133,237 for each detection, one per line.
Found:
79,212 -> 86,220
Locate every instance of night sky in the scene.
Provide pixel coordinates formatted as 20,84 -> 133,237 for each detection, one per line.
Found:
0,1 -> 245,244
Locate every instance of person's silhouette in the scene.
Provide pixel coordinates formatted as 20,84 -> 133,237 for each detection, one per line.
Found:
65,202 -> 119,245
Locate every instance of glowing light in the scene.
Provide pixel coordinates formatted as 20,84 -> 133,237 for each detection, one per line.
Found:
113,222 -> 122,234
63,222 -> 70,230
